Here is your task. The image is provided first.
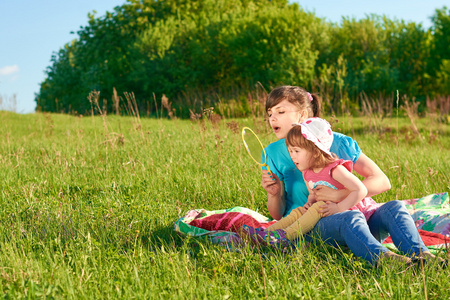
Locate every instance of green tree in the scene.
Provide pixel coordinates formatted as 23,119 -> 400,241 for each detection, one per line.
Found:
35,1 -> 449,116
430,7 -> 450,95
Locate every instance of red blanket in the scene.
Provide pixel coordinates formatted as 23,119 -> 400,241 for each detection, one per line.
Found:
383,229 -> 449,247
189,212 -> 276,233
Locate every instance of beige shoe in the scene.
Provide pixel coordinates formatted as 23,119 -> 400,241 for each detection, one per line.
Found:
377,251 -> 414,271
381,251 -> 412,264
418,252 -> 448,269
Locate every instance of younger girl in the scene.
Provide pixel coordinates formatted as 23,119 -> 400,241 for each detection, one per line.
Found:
243,117 -> 381,248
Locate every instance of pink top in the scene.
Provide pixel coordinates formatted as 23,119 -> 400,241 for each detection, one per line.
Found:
303,159 -> 381,221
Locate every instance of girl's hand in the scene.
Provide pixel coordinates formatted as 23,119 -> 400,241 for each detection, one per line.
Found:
261,171 -> 281,196
313,186 -> 350,203
319,201 -> 342,217
301,197 -> 315,213
301,202 -> 312,214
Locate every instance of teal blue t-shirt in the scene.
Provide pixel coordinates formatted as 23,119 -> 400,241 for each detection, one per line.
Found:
264,132 -> 361,217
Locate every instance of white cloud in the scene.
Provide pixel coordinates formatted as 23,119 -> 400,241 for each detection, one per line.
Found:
0,65 -> 20,76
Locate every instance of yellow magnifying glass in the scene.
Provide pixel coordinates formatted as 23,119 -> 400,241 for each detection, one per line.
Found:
241,127 -> 272,175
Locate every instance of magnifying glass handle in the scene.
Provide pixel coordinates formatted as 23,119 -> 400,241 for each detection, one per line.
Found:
263,164 -> 272,175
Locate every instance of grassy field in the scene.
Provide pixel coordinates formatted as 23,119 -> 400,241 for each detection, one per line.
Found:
0,110 -> 449,299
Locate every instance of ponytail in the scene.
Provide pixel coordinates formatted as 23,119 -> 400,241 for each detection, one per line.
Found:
310,93 -> 322,118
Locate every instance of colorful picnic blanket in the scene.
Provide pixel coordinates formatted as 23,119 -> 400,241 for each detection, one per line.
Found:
402,192 -> 450,235
174,192 -> 449,251
174,206 -> 277,246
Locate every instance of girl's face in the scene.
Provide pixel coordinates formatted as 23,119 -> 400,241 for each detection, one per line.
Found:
267,100 -> 308,139
288,146 -> 314,172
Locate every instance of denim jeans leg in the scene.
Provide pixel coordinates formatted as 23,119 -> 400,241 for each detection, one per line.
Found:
367,200 -> 428,257
306,210 -> 389,265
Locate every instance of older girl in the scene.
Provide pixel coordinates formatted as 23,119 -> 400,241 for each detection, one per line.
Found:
259,85 -> 444,267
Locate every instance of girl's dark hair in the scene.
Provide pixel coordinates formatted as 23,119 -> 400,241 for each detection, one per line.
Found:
286,126 -> 336,169
266,86 -> 321,118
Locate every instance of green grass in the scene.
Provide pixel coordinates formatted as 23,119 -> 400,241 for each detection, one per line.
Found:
0,111 -> 449,299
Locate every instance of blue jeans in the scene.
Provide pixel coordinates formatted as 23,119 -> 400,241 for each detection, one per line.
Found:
305,200 -> 428,265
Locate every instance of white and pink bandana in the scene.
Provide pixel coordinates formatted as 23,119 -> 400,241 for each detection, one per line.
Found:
295,117 -> 333,156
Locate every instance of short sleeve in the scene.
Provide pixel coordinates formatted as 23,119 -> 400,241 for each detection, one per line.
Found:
330,133 -> 361,164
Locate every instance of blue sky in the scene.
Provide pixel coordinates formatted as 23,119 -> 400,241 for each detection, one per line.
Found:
0,0 -> 448,114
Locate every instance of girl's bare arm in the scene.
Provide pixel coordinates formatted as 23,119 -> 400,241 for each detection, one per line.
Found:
319,165 -> 368,217
313,152 -> 390,202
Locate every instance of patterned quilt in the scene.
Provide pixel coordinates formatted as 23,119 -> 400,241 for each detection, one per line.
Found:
402,192 -> 450,235
174,192 -> 449,252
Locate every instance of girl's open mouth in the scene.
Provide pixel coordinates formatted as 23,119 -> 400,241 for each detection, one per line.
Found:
273,126 -> 280,133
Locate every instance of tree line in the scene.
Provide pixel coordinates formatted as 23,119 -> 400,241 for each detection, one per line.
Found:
35,0 -> 450,117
